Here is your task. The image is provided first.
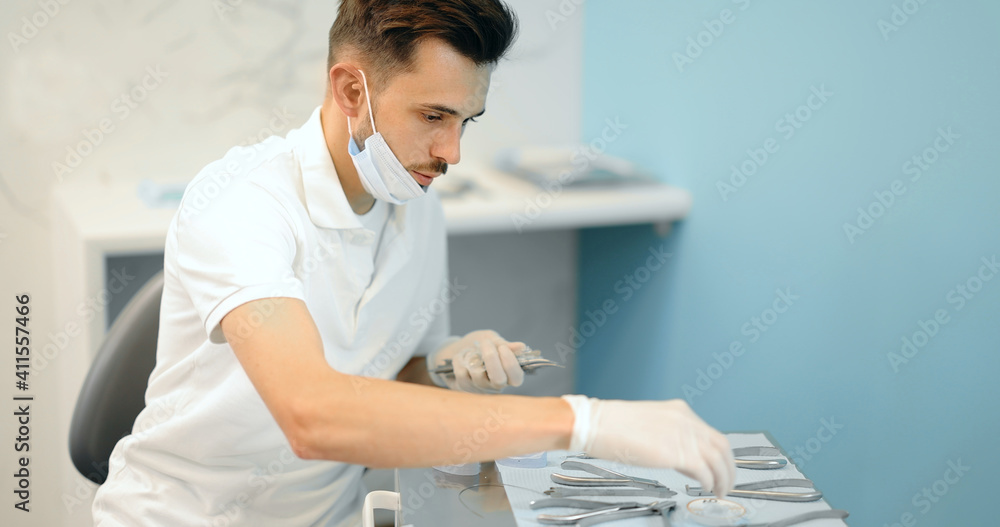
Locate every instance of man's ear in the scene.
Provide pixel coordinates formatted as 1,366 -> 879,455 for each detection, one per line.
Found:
328,64 -> 365,120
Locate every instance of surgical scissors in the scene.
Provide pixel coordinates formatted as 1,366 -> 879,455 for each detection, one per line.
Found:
686,478 -> 823,502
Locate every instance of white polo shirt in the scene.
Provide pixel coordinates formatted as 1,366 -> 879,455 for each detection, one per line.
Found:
93,106 -> 453,526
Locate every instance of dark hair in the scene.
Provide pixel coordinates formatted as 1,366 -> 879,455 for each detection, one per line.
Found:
327,0 -> 519,86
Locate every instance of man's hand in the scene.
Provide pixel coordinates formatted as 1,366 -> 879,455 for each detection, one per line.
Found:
563,396 -> 736,498
428,330 -> 527,393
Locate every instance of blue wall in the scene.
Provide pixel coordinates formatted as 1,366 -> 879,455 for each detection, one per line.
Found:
577,1 -> 1000,525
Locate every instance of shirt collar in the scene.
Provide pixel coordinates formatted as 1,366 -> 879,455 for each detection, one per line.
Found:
290,105 -> 364,231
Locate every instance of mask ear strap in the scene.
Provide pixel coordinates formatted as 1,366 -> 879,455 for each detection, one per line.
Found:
346,69 -> 377,136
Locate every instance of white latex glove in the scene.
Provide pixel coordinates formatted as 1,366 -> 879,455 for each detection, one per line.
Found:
427,330 -> 527,393
561,395 -> 736,498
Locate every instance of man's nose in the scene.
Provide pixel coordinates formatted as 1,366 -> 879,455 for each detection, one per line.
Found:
431,125 -> 462,166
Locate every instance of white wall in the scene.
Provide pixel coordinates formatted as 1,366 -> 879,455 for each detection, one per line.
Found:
0,1 -> 580,525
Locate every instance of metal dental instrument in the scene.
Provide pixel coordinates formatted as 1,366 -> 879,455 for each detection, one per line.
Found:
568,446 -> 788,470
543,487 -> 676,498
732,446 -> 788,470
529,498 -> 640,510
686,478 -> 823,502
535,499 -> 676,526
744,509 -> 849,527
428,346 -> 562,375
575,500 -> 676,527
551,460 -> 669,490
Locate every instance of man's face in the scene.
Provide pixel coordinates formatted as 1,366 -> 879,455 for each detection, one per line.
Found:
353,38 -> 491,186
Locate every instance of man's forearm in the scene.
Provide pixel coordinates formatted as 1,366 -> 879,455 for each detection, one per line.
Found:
222,299 -> 570,469
291,369 -> 574,468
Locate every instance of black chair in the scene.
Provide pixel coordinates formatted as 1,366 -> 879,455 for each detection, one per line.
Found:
69,270 -> 163,484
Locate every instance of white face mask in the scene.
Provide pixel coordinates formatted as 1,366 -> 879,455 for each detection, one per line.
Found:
347,69 -> 428,205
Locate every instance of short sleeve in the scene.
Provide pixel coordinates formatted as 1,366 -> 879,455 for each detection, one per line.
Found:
173,179 -> 305,345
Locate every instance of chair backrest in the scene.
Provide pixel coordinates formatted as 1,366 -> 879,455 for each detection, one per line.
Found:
69,270 -> 164,484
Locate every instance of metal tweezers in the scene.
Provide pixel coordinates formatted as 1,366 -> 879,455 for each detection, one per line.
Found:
531,498 -> 676,526
686,478 -> 823,502
428,346 -> 561,375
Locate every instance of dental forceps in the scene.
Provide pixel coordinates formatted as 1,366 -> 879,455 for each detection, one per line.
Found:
551,460 -> 669,490
531,498 -> 676,526
544,460 -> 676,498
686,478 -> 823,502
428,346 -> 562,375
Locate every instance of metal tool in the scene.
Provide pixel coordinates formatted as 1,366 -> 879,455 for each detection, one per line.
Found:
529,498 -> 640,510
428,346 -> 561,375
686,478 -> 823,502
577,500 -> 675,526
568,446 -> 788,470
544,486 -> 676,498
551,460 -> 668,490
534,499 -> 676,526
732,446 -> 788,470
744,509 -> 849,527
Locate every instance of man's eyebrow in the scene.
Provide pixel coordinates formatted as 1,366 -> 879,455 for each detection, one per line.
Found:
422,104 -> 486,119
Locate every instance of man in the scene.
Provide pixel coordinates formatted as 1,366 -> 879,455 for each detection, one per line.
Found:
93,1 -> 735,525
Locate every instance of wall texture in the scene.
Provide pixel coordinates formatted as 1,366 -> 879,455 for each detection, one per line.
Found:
577,1 -> 999,525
